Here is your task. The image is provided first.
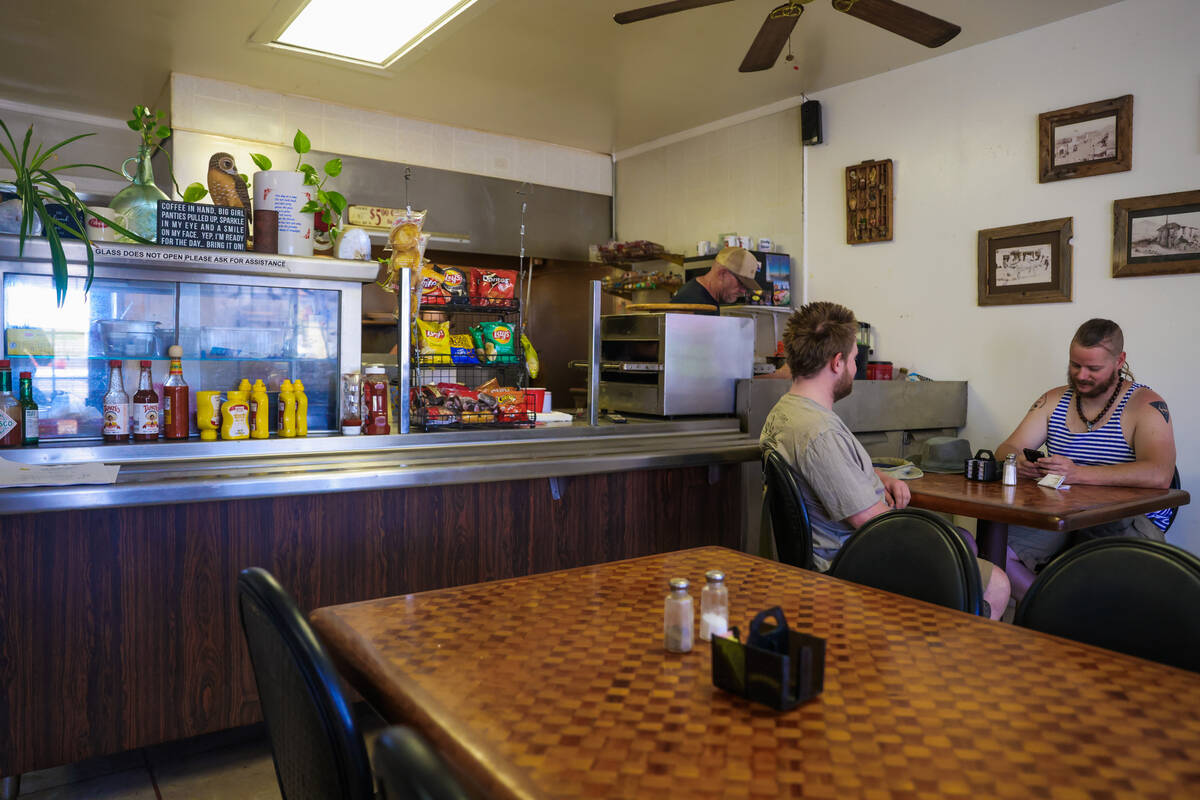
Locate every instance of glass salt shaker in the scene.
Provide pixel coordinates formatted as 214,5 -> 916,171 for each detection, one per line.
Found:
699,570 -> 728,641
1002,453 -> 1018,485
663,578 -> 693,653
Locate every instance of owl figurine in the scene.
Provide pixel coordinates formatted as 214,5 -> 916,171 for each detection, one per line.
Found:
207,152 -> 251,210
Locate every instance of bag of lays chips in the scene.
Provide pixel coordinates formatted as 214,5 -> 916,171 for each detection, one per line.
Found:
416,319 -> 451,361
521,332 -> 539,380
470,321 -> 515,363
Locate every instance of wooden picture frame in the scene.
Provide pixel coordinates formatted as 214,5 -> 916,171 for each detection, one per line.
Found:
1112,189 -> 1200,278
1039,95 -> 1132,183
845,159 -> 892,244
978,217 -> 1073,306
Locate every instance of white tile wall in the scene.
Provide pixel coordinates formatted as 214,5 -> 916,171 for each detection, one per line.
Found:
169,73 -> 611,196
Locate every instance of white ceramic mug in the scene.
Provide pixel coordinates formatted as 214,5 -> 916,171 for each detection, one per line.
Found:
696,240 -> 712,256
253,171 -> 314,257
737,235 -> 753,249
86,207 -> 121,242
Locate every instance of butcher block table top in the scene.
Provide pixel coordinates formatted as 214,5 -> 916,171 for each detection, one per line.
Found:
311,546 -> 1200,799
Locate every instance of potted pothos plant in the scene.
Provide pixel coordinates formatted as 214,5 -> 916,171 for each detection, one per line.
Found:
251,130 -> 346,256
0,120 -> 146,304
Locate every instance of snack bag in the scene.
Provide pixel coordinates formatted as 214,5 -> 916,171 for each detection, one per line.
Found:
440,266 -> 469,305
449,334 -> 479,365
470,321 -> 516,363
471,268 -> 517,306
482,387 -> 528,423
377,224 -> 429,294
416,263 -> 449,304
416,318 -> 451,360
522,332 -> 540,380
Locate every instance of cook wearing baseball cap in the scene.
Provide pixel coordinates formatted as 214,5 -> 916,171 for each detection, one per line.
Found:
669,246 -> 761,312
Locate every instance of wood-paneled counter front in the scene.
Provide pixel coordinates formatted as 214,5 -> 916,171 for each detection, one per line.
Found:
0,419 -> 757,777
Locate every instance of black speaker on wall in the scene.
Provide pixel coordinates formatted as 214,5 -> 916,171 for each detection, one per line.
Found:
801,99 -> 822,146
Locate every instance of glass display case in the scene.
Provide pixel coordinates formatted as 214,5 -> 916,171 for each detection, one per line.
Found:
0,236 -> 375,442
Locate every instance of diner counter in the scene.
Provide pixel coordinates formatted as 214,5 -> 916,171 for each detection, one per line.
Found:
0,417 -> 759,515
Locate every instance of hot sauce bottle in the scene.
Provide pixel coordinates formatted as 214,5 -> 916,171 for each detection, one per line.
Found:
103,360 -> 130,443
19,371 -> 38,446
132,360 -> 160,441
0,360 -> 20,448
162,345 -> 189,440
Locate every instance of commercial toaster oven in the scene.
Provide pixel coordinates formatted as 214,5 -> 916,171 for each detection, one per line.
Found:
597,313 -> 753,416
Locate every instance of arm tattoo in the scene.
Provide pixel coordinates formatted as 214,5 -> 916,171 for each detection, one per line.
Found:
1030,394 -> 1047,412
1150,401 -> 1170,424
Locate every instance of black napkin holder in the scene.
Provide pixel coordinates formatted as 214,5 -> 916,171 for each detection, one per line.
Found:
711,606 -> 825,711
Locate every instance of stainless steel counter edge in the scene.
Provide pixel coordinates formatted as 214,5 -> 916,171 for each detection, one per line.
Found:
0,421 -> 762,515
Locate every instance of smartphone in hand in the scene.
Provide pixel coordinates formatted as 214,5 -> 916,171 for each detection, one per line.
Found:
1023,448 -> 1044,462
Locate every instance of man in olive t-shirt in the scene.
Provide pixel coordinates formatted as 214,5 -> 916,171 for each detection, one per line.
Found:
759,302 -> 1010,620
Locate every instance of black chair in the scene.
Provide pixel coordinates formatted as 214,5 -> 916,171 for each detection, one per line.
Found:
762,450 -> 815,570
1014,538 -> 1200,672
374,726 -> 472,800
828,508 -> 984,615
236,567 -> 374,800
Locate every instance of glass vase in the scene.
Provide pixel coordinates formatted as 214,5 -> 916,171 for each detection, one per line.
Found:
111,145 -> 169,243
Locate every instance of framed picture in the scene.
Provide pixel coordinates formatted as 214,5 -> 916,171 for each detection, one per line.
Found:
1112,189 -> 1200,278
845,158 -> 892,244
1038,95 -> 1132,183
978,217 -> 1073,306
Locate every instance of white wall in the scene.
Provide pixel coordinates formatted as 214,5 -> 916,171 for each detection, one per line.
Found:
615,106 -> 804,289
804,0 -> 1199,552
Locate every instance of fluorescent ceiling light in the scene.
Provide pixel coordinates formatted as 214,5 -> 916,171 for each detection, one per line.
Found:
274,0 -> 479,67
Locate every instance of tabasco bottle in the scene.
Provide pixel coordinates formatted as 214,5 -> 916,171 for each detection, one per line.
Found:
162,345 -> 189,440
19,371 -> 37,446
0,360 -> 20,447
132,361 -> 160,441
103,360 -> 130,442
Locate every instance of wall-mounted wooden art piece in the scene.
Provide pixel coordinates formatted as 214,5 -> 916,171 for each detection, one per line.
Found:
978,217 -> 1073,306
1112,188 -> 1200,278
845,159 -> 892,244
1039,95 -> 1132,183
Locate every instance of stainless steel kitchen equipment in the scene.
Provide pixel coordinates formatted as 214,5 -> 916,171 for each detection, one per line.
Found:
720,305 -> 792,374
596,312 -> 752,416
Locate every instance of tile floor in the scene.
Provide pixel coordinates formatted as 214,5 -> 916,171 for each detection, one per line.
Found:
16,707 -> 385,799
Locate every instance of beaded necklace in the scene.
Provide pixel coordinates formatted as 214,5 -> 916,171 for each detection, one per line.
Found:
1076,377 -> 1123,431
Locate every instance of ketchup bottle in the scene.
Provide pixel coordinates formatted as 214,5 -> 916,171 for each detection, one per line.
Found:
132,360 -> 160,441
162,345 -> 189,440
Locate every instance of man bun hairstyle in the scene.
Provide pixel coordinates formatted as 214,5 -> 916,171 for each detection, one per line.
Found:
1072,318 -> 1134,380
783,301 -> 858,379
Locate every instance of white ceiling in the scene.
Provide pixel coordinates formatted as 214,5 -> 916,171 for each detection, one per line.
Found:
0,0 -> 1122,154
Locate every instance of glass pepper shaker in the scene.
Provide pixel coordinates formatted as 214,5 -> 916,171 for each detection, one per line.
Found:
699,570 -> 728,641
663,577 -> 693,653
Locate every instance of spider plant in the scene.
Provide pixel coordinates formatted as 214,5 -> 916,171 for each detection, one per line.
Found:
0,120 -> 147,305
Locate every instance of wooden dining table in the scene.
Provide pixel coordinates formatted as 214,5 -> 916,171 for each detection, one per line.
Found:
311,546 -> 1200,799
906,473 -> 1190,566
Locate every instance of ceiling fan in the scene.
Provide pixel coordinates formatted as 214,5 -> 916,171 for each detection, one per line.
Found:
613,0 -> 961,73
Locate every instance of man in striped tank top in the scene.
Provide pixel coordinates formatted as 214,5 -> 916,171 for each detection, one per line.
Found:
996,319 -> 1176,599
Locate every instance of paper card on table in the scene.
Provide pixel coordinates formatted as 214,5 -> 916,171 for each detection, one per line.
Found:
0,457 -> 120,488
1037,473 -> 1067,489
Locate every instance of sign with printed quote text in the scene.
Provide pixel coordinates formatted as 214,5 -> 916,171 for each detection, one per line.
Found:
156,201 -> 247,251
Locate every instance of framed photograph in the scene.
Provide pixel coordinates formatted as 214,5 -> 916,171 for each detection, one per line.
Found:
845,158 -> 892,244
1038,95 -> 1132,183
978,217 -> 1073,306
1112,189 -> 1200,278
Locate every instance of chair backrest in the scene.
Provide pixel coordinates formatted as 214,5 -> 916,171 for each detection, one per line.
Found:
1015,538 -> 1200,672
828,509 -> 983,615
374,726 -> 472,800
763,449 -> 815,569
236,568 -> 374,800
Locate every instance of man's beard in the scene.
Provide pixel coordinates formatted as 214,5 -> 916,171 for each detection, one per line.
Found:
1069,367 -> 1119,399
834,364 -> 855,402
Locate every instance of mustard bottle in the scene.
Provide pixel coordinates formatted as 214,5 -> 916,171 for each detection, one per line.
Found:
238,378 -> 251,394
220,390 -> 251,440
293,379 -> 308,437
250,379 -> 269,439
278,379 -> 297,438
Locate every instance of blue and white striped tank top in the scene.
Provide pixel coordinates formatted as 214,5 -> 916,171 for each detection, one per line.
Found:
1047,381 -> 1170,530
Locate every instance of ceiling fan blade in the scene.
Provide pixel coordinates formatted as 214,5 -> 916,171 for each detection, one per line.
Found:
832,0 -> 961,48
739,3 -> 804,73
614,0 -> 734,25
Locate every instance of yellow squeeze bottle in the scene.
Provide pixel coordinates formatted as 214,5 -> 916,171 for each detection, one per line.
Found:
238,378 -> 252,394
278,379 -> 297,438
220,390 -> 251,440
293,379 -> 308,437
250,379 -> 269,439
